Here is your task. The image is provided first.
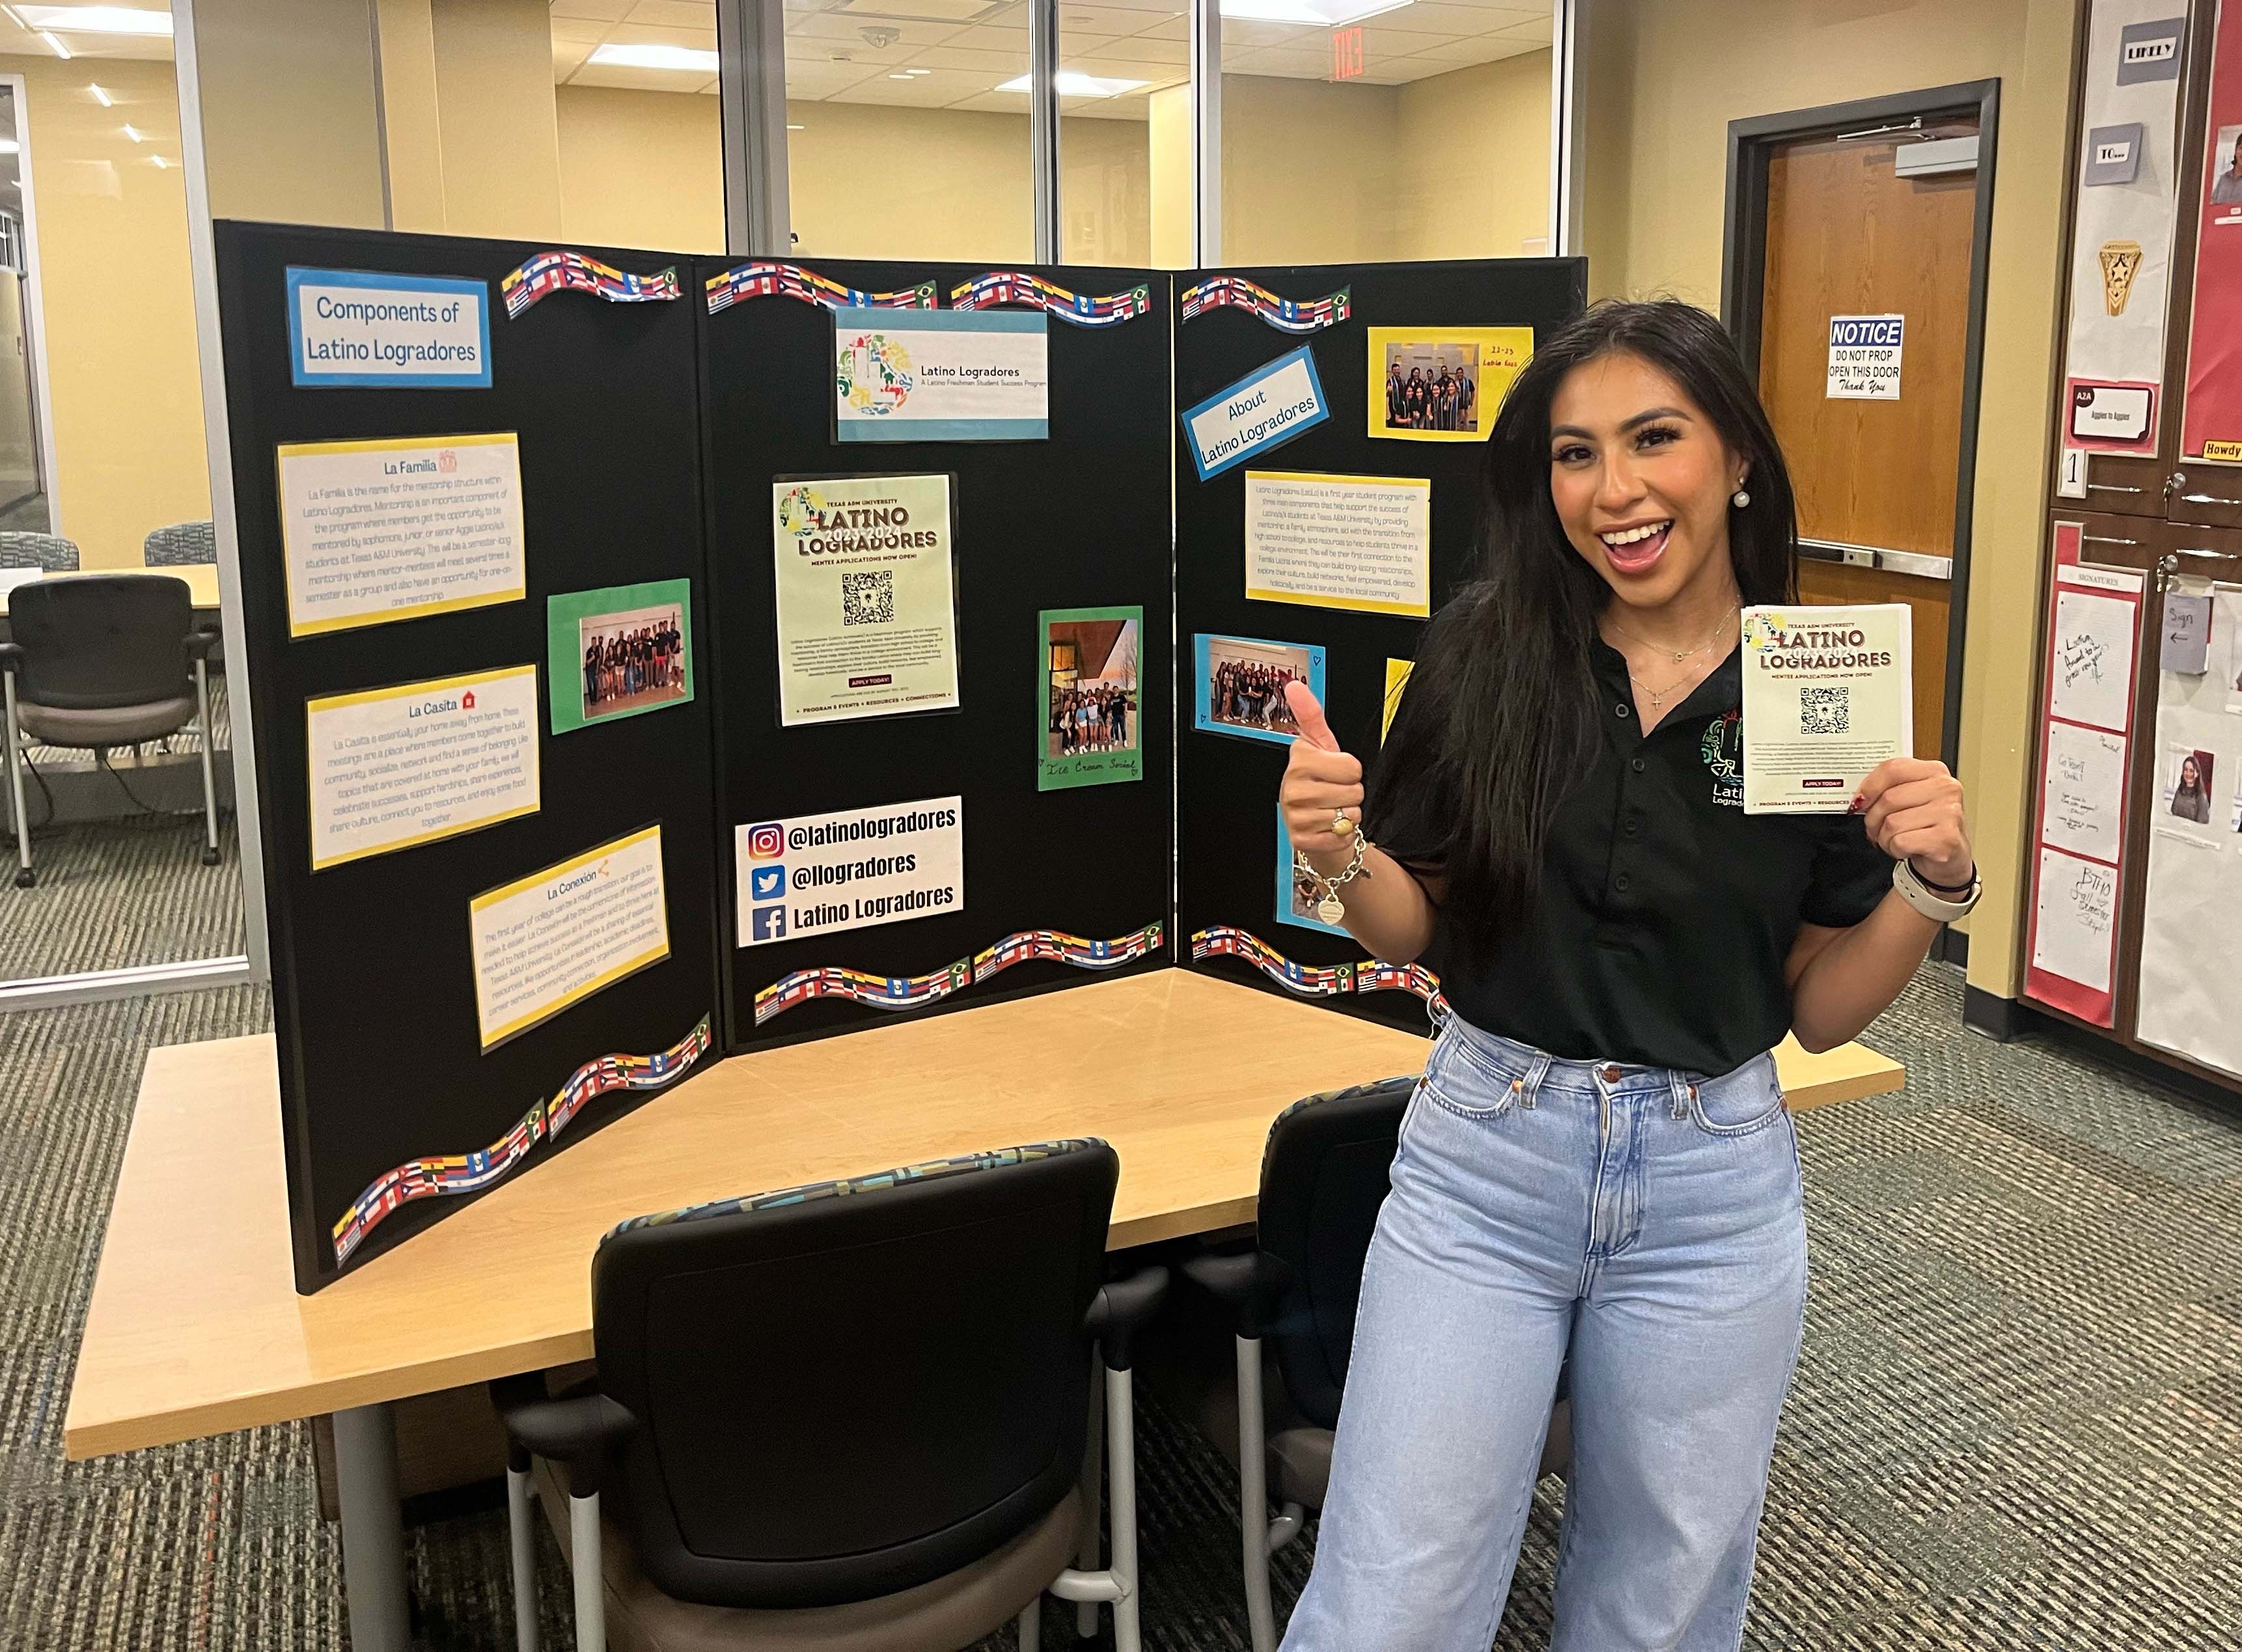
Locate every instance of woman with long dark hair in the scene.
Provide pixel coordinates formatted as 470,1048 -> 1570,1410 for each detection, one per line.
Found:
1276,300 -> 1976,1649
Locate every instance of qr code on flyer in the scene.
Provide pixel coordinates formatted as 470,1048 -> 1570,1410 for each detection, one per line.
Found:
1802,685 -> 1849,734
840,570 -> 894,627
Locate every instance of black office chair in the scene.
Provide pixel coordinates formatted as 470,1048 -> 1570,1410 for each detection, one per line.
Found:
492,1139 -> 1168,1652
0,575 -> 222,888
1171,1077 -> 1572,1652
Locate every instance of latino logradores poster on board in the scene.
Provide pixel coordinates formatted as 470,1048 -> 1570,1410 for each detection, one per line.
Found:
770,473 -> 961,726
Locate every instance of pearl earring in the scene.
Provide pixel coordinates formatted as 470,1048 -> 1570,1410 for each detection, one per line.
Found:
1731,484 -> 1752,509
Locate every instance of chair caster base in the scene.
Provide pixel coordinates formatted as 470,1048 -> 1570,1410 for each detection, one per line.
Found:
13,867 -> 34,888
199,847 -> 221,866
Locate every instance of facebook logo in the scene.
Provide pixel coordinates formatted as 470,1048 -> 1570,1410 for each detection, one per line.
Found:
750,905 -> 787,943
750,864 -> 786,902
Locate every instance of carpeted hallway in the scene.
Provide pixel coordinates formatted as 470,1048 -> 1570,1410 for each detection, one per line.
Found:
5,963 -> 2242,1649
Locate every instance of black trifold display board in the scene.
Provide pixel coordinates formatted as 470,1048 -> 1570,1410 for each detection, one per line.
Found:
700,260 -> 1174,1051
1174,259 -> 1588,1030
215,219 -> 1583,1290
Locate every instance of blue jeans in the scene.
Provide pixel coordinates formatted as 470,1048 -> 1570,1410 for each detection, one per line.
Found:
1280,1015 -> 1807,1652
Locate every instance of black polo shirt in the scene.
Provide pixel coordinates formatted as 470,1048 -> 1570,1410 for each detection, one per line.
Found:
1428,639 -> 1893,1077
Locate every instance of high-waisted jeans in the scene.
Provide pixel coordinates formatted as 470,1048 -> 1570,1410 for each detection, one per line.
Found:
1279,1014 -> 1808,1652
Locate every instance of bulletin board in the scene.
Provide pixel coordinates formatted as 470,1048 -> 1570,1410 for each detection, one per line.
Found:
1172,258 -> 1588,1030
696,258 -> 1175,1051
215,223 -> 725,1291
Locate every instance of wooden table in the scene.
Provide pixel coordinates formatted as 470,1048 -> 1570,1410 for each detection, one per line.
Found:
0,563 -> 223,613
64,968 -> 1902,1649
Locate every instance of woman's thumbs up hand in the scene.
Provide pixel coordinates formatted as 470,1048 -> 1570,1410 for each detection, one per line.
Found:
1280,682 -> 1364,857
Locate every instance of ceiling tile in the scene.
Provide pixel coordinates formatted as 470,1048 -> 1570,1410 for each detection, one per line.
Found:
1494,12 -> 1552,40
602,20 -> 718,48
907,42 -> 1028,69
1088,33 -> 1187,64
626,0 -> 717,23
570,62 -> 718,90
550,0 -> 635,20
788,12 -> 964,44
1048,3 -> 1162,35
1403,31 -> 1537,63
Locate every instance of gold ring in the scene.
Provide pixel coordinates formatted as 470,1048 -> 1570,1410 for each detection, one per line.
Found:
1333,810 -> 1355,836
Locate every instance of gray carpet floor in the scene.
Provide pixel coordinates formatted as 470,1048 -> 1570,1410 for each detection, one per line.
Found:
5,964 -> 2242,1649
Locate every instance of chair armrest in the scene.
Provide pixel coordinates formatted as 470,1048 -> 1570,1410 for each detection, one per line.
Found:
0,641 -> 21,672
490,1373 -> 637,1464
185,629 -> 221,659
1084,1263 -> 1170,1372
1180,1248 -> 1292,1339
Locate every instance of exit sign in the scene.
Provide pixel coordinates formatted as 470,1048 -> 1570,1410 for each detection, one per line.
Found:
1332,25 -> 1364,79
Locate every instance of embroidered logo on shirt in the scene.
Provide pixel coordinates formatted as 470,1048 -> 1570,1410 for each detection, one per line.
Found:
1701,709 -> 1743,808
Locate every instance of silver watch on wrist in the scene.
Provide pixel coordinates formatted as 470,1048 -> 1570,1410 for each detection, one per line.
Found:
1891,857 -> 1982,921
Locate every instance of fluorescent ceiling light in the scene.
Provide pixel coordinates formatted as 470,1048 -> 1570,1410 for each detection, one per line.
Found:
995,70 -> 1148,96
88,81 -> 110,105
0,139 -> 20,154
1219,0 -> 1410,23
586,42 -> 719,74
121,122 -> 142,142
17,5 -> 172,35
38,30 -> 67,57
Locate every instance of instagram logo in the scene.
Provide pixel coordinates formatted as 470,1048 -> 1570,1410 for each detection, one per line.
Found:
746,823 -> 783,860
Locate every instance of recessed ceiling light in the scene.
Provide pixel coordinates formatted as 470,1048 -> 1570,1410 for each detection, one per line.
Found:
888,70 -> 912,77
1218,0 -> 1410,23
38,31 -> 68,58
786,122 -> 805,129
121,122 -> 143,142
150,154 -> 169,167
17,5 -> 172,35
0,140 -> 18,155
587,42 -> 719,74
995,70 -> 1148,96
906,67 -> 932,75
88,83 -> 111,107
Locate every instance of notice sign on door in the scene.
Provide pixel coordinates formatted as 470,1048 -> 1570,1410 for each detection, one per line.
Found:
1826,314 -> 1904,400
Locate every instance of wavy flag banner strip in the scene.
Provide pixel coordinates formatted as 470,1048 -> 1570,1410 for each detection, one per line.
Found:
706,261 -> 937,315
755,922 -> 1163,1026
1191,926 -> 1448,1023
1179,275 -> 1352,335
500,251 -> 681,320
950,271 -> 1152,328
330,1016 -> 713,1265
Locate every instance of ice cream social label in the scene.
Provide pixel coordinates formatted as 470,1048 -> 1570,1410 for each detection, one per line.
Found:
1181,345 -> 1331,480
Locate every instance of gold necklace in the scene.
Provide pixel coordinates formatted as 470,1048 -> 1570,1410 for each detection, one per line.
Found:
1606,608 -> 1736,665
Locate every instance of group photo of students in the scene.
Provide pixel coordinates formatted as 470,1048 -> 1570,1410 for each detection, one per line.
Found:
1382,347 -> 1480,434
1209,655 -> 1306,735
1049,681 -> 1137,756
580,605 -> 687,721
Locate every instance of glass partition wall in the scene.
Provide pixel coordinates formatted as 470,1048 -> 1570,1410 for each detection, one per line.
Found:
66,0 -> 1564,1014
0,3 -> 247,1006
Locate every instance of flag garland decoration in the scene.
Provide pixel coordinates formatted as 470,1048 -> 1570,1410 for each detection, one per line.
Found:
706,261 -> 937,314
330,1016 -> 713,1265
950,271 -> 1153,327
1179,275 -> 1352,334
500,251 -> 682,319
753,922 -> 1164,1026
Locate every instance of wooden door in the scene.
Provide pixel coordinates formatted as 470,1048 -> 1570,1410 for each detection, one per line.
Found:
1758,122 -> 1982,759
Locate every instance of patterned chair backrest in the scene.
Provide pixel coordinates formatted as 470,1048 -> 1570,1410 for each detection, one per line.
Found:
590,1138 -> 1118,1610
143,521 -> 216,567
0,532 -> 80,571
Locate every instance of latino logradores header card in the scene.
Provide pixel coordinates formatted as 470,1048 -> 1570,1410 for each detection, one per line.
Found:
1739,603 -> 1913,814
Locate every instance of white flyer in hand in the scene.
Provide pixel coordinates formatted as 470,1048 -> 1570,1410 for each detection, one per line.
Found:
1740,603 -> 1913,815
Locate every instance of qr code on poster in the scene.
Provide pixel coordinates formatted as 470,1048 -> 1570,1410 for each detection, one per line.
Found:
840,570 -> 894,627
1802,685 -> 1849,734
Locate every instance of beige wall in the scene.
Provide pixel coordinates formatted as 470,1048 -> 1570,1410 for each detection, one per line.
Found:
1223,55 -> 1552,265
374,0 -> 447,234
1579,0 -> 2082,998
430,0 -> 563,239
17,56 -> 208,569
1148,83 -> 1192,268
557,86 -> 724,253
1394,51 -> 1551,260
195,0 -> 385,228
